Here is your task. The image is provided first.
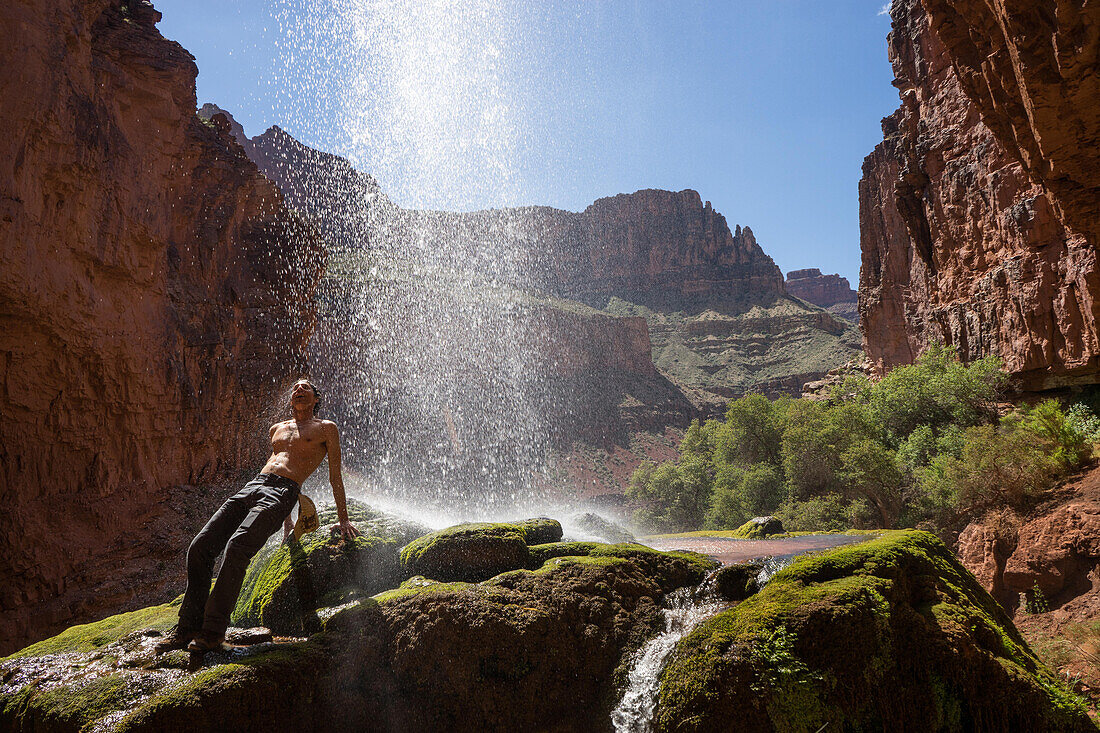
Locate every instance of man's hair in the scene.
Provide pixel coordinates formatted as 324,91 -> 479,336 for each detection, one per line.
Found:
290,378 -> 322,415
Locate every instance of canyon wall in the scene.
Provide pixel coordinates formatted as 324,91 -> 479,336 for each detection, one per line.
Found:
201,110 -> 787,310
859,0 -> 1100,390
0,0 -> 323,654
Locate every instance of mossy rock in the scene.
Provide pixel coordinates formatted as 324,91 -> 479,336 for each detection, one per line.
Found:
1,539 -> 715,732
710,561 -> 763,602
2,674 -> 134,732
527,541 -> 718,586
515,517 -> 564,545
4,598 -> 181,660
730,515 -> 785,539
398,518 -> 562,583
654,530 -> 1096,732
231,499 -> 429,635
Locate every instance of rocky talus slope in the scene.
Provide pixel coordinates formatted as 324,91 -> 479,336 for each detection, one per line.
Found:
0,0 -> 323,654
2,526 -> 1089,731
785,268 -> 859,323
859,0 -> 1100,389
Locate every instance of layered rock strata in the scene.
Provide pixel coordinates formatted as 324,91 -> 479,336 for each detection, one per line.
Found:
859,0 -> 1100,389
0,0 -> 323,654
785,268 -> 859,322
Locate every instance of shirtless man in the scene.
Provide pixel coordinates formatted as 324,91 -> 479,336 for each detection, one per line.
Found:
156,378 -> 360,653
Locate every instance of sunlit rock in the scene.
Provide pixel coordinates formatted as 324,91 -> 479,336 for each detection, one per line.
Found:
398,518 -> 562,582
654,531 -> 1094,731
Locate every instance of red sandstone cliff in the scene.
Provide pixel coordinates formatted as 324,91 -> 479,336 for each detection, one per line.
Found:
383,191 -> 785,306
0,0 -> 323,654
859,0 -> 1100,389
785,268 -> 859,322
195,115 -> 786,310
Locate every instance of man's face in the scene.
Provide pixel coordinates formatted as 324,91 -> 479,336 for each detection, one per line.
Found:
290,380 -> 318,412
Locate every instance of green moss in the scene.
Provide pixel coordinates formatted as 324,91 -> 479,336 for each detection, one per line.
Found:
231,505 -> 427,633
728,517 -> 784,539
3,675 -> 131,732
398,521 -> 558,582
5,598 -> 181,660
654,530 -> 1095,732
528,541 -> 715,572
114,641 -> 327,733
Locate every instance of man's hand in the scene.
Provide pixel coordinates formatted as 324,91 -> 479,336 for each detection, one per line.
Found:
338,519 -> 360,541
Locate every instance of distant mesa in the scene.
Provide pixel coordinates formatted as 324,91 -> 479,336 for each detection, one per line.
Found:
785,268 -> 858,323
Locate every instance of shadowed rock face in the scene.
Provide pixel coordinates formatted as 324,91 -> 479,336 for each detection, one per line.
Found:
859,0 -> 1100,390
0,0 -> 323,654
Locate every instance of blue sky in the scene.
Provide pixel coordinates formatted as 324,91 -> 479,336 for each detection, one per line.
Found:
157,1 -> 898,284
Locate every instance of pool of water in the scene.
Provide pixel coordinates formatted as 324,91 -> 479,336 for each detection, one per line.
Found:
642,533 -> 869,565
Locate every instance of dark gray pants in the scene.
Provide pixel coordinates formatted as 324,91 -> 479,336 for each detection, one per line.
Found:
178,473 -> 300,636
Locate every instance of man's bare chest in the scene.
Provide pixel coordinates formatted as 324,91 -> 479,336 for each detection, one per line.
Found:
271,422 -> 326,457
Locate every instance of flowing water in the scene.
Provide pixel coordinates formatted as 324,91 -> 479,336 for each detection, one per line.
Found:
268,0 -> 581,516
611,584 -> 727,732
611,536 -> 865,730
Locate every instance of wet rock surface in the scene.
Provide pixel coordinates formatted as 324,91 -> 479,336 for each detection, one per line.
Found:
0,0 -> 323,655
232,501 -> 430,635
1,542 -> 715,732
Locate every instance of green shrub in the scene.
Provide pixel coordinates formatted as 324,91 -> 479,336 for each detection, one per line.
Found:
628,346 -> 1086,535
628,456 -> 713,533
704,463 -> 785,530
774,494 -> 854,532
859,344 -> 1005,445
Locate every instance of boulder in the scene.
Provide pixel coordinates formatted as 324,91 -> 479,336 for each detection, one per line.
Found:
710,561 -> 763,603
0,542 -> 714,732
232,500 -> 429,635
730,516 -> 785,539
398,519 -> 562,583
569,512 -> 636,543
654,530 -> 1094,732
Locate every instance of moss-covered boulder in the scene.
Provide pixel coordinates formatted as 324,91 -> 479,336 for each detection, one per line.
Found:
710,561 -> 763,602
729,515 -> 785,539
1,541 -> 711,733
231,500 -> 429,635
398,518 -> 563,582
654,530 -> 1095,732
570,512 -> 636,543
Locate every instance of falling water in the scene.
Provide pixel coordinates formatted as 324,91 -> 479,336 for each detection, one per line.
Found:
611,584 -> 726,732
611,558 -> 805,730
267,1 -> 581,517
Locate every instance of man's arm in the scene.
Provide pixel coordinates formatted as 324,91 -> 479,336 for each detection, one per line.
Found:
326,422 -> 360,540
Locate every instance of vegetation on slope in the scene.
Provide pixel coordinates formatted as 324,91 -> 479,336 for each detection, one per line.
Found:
629,345 -> 1100,533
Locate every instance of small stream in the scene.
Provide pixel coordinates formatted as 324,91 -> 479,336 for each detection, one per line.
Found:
610,584 -> 726,732
611,534 -> 865,730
